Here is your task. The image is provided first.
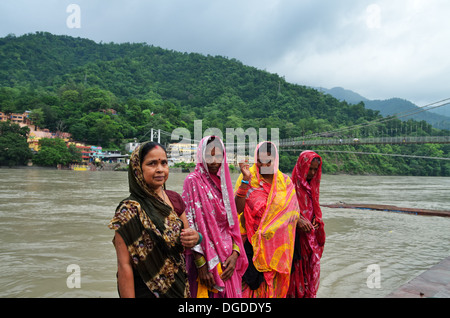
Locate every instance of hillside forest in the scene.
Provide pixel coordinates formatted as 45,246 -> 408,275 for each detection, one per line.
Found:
1,32 -> 449,175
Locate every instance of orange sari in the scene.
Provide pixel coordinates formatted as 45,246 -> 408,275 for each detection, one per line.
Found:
235,142 -> 300,298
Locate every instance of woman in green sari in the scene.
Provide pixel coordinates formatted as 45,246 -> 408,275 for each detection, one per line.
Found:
108,142 -> 199,298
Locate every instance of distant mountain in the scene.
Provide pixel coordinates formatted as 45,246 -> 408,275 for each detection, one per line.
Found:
430,107 -> 450,118
316,87 -> 369,104
317,87 -> 450,130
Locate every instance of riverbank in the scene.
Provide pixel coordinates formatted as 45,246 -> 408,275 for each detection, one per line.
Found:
387,256 -> 450,298
1,164 -> 449,177
0,163 -> 128,171
0,164 -> 195,173
0,165 -> 57,170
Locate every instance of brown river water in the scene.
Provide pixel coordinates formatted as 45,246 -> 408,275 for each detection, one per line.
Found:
0,169 -> 449,297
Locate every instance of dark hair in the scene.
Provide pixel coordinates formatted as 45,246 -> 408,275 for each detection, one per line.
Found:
257,142 -> 276,157
206,136 -> 216,145
312,157 -> 321,165
206,136 -> 223,152
140,142 -> 167,166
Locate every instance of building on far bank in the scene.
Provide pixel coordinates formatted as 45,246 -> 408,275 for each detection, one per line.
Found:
0,112 -> 9,122
0,111 -> 32,125
3,112 -> 131,165
73,143 -> 93,163
17,123 -> 71,152
167,142 -> 197,163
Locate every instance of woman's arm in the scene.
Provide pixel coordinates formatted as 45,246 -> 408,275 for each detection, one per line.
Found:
194,251 -> 216,289
235,187 -> 248,213
114,232 -> 135,298
180,212 -> 200,248
235,162 -> 251,213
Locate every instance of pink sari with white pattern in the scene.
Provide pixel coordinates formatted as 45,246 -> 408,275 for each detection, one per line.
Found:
182,136 -> 247,298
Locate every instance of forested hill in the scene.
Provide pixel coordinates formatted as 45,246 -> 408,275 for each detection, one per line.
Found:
1,32 -> 449,176
0,32 -> 380,135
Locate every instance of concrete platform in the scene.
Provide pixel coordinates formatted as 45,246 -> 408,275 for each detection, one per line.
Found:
387,256 -> 450,298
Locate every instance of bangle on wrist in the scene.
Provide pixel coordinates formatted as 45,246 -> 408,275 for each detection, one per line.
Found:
232,242 -> 240,254
196,232 -> 203,245
236,187 -> 249,198
194,256 -> 206,268
241,180 -> 249,185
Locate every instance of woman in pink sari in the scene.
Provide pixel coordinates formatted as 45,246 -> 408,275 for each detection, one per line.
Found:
182,136 -> 248,298
288,150 -> 326,298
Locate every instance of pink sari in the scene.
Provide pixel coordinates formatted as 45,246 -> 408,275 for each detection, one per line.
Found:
289,150 -> 326,298
182,136 -> 248,298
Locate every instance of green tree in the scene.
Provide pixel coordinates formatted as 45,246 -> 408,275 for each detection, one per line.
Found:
28,108 -> 45,128
0,121 -> 32,166
32,138 -> 81,167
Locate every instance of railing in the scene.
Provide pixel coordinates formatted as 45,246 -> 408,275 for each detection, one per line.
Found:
278,136 -> 450,147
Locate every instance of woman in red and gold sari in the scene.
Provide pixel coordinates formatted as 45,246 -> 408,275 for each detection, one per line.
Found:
235,141 -> 301,298
288,150 -> 326,298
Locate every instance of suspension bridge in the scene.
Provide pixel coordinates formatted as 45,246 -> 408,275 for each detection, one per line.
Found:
142,97 -> 450,162
279,135 -> 450,147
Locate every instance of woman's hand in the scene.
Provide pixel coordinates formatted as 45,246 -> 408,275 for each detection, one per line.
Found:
312,218 -> 320,230
238,161 -> 252,181
220,251 -> 239,282
197,259 -> 215,290
297,216 -> 314,232
180,228 -> 199,248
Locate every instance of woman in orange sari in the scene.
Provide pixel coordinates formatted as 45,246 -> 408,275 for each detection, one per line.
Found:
235,141 -> 302,298
288,150 -> 326,298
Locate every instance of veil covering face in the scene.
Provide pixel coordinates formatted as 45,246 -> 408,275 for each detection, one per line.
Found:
182,136 -> 248,298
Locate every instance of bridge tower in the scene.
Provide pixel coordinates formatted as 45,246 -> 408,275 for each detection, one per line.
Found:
150,128 -> 161,143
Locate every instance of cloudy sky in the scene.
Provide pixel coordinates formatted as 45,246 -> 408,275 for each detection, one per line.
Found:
1,0 -> 450,106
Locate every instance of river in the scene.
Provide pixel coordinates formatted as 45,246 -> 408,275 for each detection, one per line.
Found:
0,169 -> 449,298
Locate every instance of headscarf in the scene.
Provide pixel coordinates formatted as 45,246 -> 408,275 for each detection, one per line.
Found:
235,141 -> 300,297
182,136 -> 248,297
291,150 -> 325,248
108,141 -> 189,298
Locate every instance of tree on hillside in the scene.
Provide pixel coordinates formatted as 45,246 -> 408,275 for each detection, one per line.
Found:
32,138 -> 81,167
0,121 -> 32,166
28,108 -> 45,128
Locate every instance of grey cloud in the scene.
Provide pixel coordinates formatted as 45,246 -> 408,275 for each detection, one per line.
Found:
1,0 -> 450,105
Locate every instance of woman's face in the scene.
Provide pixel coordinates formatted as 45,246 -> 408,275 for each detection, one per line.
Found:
307,160 -> 319,182
205,143 -> 223,174
141,146 -> 169,189
257,151 -> 275,175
